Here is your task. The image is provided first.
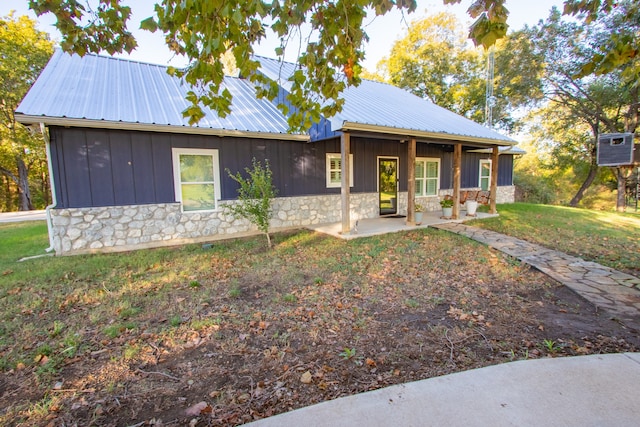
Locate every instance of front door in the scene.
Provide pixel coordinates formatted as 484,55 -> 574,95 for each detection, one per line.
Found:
378,157 -> 398,215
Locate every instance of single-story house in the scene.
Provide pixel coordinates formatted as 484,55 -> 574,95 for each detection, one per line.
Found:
16,50 -> 520,255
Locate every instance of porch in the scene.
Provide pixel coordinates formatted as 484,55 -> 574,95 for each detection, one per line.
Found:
308,210 -> 498,240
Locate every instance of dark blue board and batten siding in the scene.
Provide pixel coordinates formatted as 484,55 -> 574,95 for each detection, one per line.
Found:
48,127 -> 513,209
50,126 -> 345,209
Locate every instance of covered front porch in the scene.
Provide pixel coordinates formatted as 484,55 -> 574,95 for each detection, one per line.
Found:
308,209 -> 498,240
335,129 -> 509,236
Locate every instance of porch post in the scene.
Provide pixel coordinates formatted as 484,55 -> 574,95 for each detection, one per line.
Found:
490,145 -> 499,214
407,138 -> 416,225
453,143 -> 462,219
341,132 -> 351,234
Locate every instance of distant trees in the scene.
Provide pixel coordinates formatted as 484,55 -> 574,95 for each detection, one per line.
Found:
377,11 -> 543,132
521,3 -> 638,209
0,13 -> 53,211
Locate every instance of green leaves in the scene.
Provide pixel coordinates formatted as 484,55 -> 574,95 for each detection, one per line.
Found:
0,13 -> 53,210
139,17 -> 158,33
226,158 -> 278,248
29,0 -> 137,56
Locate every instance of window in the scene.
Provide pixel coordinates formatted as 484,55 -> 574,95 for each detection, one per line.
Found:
479,159 -> 492,191
172,148 -> 221,212
326,153 -> 354,188
415,158 -> 440,196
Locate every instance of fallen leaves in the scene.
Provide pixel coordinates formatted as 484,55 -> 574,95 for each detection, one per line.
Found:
184,401 -> 211,417
2,229 -> 638,427
300,371 -> 312,384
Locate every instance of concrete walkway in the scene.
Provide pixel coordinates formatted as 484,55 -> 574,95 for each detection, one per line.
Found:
0,210 -> 46,223
244,353 -> 640,427
432,222 -> 640,323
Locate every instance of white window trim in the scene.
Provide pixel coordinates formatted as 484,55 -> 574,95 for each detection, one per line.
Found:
479,158 -> 492,191
172,147 -> 221,212
326,153 -> 354,188
415,157 -> 440,197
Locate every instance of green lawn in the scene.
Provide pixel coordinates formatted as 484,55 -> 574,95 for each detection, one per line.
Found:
472,203 -> 640,276
0,221 -> 49,268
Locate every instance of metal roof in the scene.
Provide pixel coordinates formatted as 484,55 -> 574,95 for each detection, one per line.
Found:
18,51 -> 516,146
16,50 -> 303,140
256,55 -> 516,146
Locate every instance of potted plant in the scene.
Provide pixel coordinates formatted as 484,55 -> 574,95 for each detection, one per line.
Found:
414,203 -> 424,225
440,198 -> 454,218
465,199 -> 478,216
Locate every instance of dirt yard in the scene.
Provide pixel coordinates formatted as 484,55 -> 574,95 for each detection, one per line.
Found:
1,229 -> 639,426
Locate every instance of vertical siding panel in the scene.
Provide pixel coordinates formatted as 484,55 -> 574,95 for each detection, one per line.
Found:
49,128 -> 68,208
152,133 -> 174,203
218,136 -> 237,201
85,130 -> 115,206
64,129 -> 92,208
498,155 -> 513,186
131,132 -> 156,204
110,131 -> 136,206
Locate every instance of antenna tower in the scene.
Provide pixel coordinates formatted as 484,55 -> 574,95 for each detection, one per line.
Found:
485,46 -> 495,128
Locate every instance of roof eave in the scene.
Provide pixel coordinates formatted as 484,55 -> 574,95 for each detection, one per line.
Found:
468,147 -> 527,155
15,114 -> 310,142
334,121 -> 517,147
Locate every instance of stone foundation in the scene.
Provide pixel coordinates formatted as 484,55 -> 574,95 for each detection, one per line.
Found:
50,186 -> 516,255
50,193 -> 381,255
438,185 -> 516,205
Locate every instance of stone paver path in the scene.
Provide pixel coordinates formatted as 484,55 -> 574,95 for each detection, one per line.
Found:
432,223 -> 640,323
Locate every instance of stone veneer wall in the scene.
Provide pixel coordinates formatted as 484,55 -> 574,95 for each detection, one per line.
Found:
438,185 -> 515,205
50,186 -> 515,255
51,193 -> 380,255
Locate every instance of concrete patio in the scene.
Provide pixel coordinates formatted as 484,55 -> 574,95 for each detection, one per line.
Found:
307,210 -> 498,240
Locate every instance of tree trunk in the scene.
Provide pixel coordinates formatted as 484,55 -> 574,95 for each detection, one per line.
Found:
569,162 -> 598,207
16,155 -> 33,211
615,166 -> 634,212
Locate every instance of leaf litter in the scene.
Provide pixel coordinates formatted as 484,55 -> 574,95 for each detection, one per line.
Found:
1,229 -> 639,426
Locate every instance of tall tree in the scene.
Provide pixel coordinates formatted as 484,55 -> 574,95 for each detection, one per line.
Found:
28,0 -> 513,132
379,12 -> 486,123
564,0 -> 640,82
0,13 -> 53,211
526,4 -> 638,209
379,11 -> 543,131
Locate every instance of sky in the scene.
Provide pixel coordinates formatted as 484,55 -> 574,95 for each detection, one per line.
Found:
1,0 -> 567,71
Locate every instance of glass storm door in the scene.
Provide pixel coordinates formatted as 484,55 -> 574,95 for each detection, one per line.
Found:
480,159 -> 491,191
379,158 -> 398,215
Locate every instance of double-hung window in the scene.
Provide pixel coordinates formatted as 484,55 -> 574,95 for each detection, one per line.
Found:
479,159 -> 492,191
415,157 -> 440,196
326,153 -> 354,188
172,148 -> 221,212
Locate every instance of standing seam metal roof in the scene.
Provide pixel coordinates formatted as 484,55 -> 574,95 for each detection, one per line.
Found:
255,55 -> 516,145
18,50 -> 516,145
16,50 -> 294,136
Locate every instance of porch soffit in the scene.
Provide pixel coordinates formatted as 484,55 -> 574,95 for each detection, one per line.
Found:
330,125 -> 517,150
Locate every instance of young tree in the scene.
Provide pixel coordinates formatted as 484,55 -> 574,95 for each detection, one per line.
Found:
0,13 -> 53,211
226,159 -> 278,248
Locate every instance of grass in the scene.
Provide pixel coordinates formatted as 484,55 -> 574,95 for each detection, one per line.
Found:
0,205 -> 638,424
0,221 -> 49,266
471,203 -> 640,276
